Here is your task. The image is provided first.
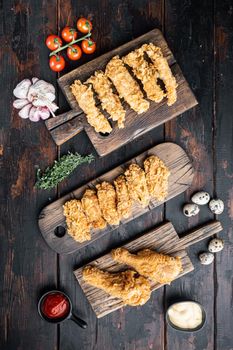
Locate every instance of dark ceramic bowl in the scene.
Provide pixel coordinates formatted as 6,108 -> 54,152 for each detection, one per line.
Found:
166,300 -> 206,332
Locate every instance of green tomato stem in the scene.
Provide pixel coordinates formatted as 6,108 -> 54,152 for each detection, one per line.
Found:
50,32 -> 91,56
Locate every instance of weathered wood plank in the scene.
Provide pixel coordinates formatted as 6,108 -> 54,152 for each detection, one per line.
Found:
164,0 -> 215,349
214,1 -> 233,349
0,1 -> 58,350
39,142 -> 194,254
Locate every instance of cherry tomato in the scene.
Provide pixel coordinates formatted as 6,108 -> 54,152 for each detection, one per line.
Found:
67,44 -> 82,61
77,18 -> 92,34
46,35 -> 62,51
61,27 -> 77,42
49,55 -> 66,72
81,38 -> 96,54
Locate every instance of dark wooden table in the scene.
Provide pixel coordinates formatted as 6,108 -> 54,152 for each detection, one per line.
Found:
1,1 -> 232,349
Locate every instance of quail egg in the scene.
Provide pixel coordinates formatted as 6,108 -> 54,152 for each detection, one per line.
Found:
209,199 -> 224,215
183,203 -> 200,217
208,238 -> 224,253
199,252 -> 214,265
191,191 -> 210,205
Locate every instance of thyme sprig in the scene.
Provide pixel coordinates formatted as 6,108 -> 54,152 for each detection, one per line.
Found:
35,152 -> 94,190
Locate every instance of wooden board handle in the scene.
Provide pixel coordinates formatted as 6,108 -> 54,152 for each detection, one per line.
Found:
173,220 -> 223,252
46,111 -> 85,146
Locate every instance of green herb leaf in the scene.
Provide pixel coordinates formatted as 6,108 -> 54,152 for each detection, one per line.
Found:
35,152 -> 94,190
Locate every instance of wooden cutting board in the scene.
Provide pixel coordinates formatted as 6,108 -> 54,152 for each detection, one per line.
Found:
38,142 -> 194,254
45,29 -> 198,156
74,220 -> 222,318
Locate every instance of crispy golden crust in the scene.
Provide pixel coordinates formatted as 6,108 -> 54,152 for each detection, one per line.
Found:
114,175 -> 132,219
82,266 -> 151,306
81,189 -> 106,229
96,181 -> 120,225
86,71 -> 126,128
142,43 -> 177,106
112,248 -> 183,285
144,155 -> 170,201
123,48 -> 164,103
124,164 -> 150,207
105,56 -> 150,114
63,199 -> 91,242
70,80 -> 112,133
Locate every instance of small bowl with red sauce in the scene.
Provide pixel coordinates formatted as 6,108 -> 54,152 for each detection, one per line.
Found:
38,290 -> 87,329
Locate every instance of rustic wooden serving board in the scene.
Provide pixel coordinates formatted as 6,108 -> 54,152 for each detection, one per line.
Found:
74,220 -> 222,318
45,29 -> 198,156
38,142 -> 194,254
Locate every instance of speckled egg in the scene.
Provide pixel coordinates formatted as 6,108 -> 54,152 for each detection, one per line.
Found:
199,252 -> 214,265
183,203 -> 200,217
209,199 -> 224,215
208,238 -> 224,253
191,191 -> 210,205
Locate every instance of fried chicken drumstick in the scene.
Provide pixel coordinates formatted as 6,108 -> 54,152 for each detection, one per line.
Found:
112,248 -> 183,284
82,266 -> 151,306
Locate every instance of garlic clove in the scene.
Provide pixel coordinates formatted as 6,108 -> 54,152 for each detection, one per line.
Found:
33,79 -> 55,97
13,79 -> 32,99
32,77 -> 39,84
36,107 -> 50,120
13,99 -> 30,109
29,106 -> 40,122
50,102 -> 59,112
18,104 -> 32,119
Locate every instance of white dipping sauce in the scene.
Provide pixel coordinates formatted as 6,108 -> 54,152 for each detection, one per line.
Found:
168,301 -> 203,329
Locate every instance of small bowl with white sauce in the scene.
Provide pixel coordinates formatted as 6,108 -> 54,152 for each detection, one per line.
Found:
166,300 -> 206,332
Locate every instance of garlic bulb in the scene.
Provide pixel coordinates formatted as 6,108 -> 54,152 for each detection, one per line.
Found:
13,77 -> 58,122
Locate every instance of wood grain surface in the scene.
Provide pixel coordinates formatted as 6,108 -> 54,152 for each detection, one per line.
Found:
38,142 -> 194,254
45,29 -> 198,156
74,220 -> 222,318
1,1 -> 232,350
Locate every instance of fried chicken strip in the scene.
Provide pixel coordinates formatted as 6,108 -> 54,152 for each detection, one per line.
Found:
114,175 -> 132,219
125,164 -> 150,207
83,266 -> 151,306
63,199 -> 91,242
123,48 -> 164,103
70,80 -> 112,133
105,56 -> 149,114
112,248 -> 183,284
96,181 -> 120,225
81,189 -> 106,229
142,43 -> 177,106
86,71 -> 126,128
144,155 -> 170,201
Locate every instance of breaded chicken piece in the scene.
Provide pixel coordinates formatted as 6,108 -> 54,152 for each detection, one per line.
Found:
114,175 -> 132,219
63,199 -> 91,242
81,189 -> 106,229
123,48 -> 164,103
142,43 -> 177,106
112,248 -> 183,285
144,155 -> 170,201
86,71 -> 126,128
105,56 -> 149,114
125,164 -> 150,207
96,181 -> 120,225
70,80 -> 112,133
83,266 -> 151,306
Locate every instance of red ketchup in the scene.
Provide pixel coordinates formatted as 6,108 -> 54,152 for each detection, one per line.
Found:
41,292 -> 70,319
